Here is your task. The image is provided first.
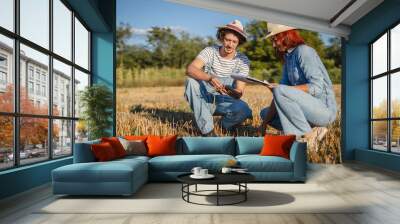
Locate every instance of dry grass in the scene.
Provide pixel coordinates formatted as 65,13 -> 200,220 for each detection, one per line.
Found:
117,85 -> 342,163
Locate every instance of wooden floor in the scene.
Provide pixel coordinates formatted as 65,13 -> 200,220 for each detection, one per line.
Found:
1,162 -> 400,224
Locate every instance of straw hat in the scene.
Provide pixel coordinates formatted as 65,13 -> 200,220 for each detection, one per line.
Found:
217,20 -> 247,42
265,23 -> 296,38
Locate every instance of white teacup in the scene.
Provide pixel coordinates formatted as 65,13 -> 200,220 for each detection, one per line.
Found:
191,167 -> 202,176
199,169 -> 208,176
221,167 -> 232,174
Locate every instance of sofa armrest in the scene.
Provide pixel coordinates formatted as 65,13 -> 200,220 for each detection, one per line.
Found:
73,140 -> 100,163
289,141 -> 307,181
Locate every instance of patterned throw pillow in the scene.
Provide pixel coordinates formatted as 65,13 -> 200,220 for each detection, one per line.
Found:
119,138 -> 147,156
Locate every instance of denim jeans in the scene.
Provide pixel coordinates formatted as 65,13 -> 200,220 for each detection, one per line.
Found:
184,77 -> 252,134
260,85 -> 336,136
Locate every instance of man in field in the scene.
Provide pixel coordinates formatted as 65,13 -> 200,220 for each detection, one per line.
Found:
185,20 -> 252,136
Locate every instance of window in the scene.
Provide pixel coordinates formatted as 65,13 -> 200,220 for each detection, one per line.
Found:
75,17 -> 89,70
35,70 -> 41,81
20,0 -> 49,49
0,34 -> 13,113
0,0 -> 91,170
36,83 -> 40,95
0,55 -> 7,67
28,81 -> 34,94
28,67 -> 34,80
0,71 -> 6,85
53,0 -> 72,60
0,116 -> 13,170
53,120 -> 72,158
0,0 -> 14,32
53,59 -> 72,117
371,23 -> 400,154
42,85 -> 46,97
0,54 -> 7,86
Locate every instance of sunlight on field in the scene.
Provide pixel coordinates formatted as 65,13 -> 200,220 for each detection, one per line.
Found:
117,85 -> 342,163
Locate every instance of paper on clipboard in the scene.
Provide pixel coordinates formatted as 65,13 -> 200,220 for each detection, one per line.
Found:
231,74 -> 272,87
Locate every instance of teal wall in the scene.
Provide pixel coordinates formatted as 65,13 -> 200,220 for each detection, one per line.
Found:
344,0 -> 400,171
0,158 -> 72,199
0,0 -> 116,200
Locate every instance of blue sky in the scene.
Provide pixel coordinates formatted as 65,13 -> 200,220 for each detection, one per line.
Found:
117,0 -> 335,46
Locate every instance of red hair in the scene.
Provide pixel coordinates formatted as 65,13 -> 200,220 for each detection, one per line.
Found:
273,30 -> 305,61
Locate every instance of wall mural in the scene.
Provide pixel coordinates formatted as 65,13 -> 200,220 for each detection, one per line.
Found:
116,2 -> 341,164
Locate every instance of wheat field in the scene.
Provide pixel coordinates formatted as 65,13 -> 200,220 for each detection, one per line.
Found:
117,85 -> 341,163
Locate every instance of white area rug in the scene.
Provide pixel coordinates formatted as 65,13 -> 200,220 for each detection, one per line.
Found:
38,183 -> 361,214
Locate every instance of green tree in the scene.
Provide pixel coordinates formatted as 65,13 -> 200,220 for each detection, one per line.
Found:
116,22 -> 133,68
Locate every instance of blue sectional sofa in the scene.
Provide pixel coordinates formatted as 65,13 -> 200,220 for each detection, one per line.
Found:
52,137 -> 307,196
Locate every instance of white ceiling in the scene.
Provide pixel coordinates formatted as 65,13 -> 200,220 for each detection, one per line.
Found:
167,0 -> 384,38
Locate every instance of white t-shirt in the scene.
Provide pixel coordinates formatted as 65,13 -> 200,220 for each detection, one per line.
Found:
196,45 -> 250,78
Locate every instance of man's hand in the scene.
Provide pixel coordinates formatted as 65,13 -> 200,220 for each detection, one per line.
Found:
208,77 -> 228,95
225,85 -> 243,99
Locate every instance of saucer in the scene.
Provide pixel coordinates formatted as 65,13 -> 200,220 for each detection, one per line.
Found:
190,174 -> 215,179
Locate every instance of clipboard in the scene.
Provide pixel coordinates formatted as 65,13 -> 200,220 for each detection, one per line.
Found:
231,74 -> 272,87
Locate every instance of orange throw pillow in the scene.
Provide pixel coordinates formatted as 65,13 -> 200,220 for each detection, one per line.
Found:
101,137 -> 127,158
146,135 -> 177,157
91,142 -> 117,161
260,135 -> 296,159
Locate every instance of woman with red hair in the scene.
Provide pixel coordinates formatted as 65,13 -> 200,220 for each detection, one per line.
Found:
260,24 -> 337,145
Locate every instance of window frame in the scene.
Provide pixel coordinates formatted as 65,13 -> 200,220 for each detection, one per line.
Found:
0,0 -> 92,171
370,20 -> 400,154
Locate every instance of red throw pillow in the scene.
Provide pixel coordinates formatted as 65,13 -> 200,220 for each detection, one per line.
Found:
101,137 -> 127,158
146,135 -> 177,157
260,135 -> 296,159
91,142 -> 117,161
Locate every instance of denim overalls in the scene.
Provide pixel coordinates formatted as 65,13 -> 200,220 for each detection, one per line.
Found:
184,47 -> 252,134
260,44 -> 337,136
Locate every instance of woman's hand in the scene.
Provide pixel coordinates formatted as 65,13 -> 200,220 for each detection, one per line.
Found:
266,83 -> 279,90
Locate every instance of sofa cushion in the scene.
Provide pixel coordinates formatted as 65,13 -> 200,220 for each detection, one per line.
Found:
235,137 -> 263,155
236,155 -> 293,172
119,138 -> 147,156
91,142 -> 118,161
148,154 -> 235,172
260,135 -> 296,159
52,159 -> 147,183
101,137 -> 127,158
178,137 -> 235,155
147,135 -> 177,157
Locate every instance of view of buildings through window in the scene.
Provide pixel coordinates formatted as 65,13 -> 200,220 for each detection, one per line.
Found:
0,0 -> 90,170
371,23 -> 400,153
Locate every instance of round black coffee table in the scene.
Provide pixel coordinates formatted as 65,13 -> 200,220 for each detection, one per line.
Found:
177,173 -> 255,206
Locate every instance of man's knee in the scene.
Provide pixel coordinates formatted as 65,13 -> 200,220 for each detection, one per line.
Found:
184,77 -> 202,99
232,100 -> 252,119
272,85 -> 286,97
185,77 -> 201,91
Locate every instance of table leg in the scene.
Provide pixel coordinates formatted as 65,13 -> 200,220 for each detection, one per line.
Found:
245,183 -> 247,201
217,184 -> 219,206
195,184 -> 197,192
